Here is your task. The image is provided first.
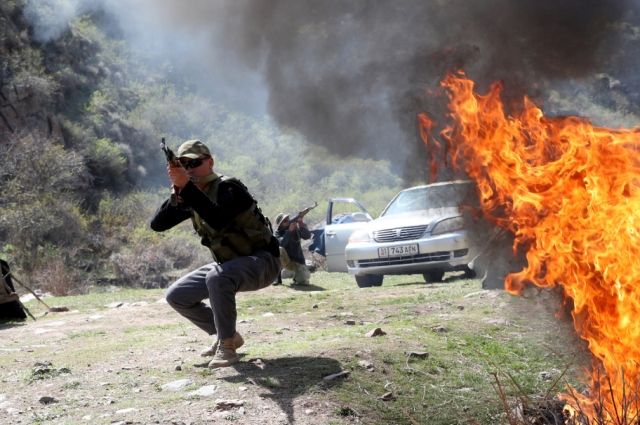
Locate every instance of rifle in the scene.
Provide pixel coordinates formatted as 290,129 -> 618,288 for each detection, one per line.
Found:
160,137 -> 179,206
290,201 -> 318,223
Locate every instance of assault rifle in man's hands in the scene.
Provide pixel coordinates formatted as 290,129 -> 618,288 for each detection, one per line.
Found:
161,137 -> 177,164
290,201 -> 318,223
160,137 -> 180,206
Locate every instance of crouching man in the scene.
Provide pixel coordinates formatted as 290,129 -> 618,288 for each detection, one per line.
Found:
150,140 -> 280,368
274,213 -> 311,286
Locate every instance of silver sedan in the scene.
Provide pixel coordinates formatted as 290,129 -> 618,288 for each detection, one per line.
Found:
344,181 -> 476,287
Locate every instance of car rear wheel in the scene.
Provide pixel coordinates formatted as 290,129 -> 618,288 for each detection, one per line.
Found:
355,274 -> 384,288
423,270 -> 444,283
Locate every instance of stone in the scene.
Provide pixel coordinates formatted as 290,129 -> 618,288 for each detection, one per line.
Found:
214,399 -> 245,410
538,371 -> 553,381
187,385 -> 218,397
405,351 -> 429,359
160,379 -> 192,391
365,328 -> 386,337
358,360 -> 374,371
379,392 -> 396,401
323,370 -> 350,381
38,396 -> 58,404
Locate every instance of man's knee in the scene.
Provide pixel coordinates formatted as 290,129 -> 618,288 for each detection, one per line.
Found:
165,283 -> 183,308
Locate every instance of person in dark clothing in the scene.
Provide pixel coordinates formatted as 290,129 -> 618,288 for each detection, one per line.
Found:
274,213 -> 311,285
150,139 -> 280,368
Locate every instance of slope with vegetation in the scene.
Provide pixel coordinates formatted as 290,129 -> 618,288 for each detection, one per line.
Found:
0,0 -> 403,294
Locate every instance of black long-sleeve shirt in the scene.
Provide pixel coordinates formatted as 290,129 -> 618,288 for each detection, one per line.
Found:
150,179 -> 254,232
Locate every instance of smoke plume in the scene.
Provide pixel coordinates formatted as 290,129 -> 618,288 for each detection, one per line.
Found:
25,0 -> 640,180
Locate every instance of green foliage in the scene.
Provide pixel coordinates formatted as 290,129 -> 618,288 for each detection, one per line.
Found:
0,135 -> 90,273
109,225 -> 210,288
85,91 -> 114,126
25,361 -> 71,383
85,138 -> 128,188
97,191 -> 162,230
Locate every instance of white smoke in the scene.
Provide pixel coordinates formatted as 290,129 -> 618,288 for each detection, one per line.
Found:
24,0 -> 90,42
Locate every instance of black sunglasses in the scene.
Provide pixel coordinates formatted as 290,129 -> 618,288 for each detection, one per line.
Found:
180,157 -> 206,169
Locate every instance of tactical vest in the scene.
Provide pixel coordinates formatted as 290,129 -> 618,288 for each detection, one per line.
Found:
191,175 -> 274,263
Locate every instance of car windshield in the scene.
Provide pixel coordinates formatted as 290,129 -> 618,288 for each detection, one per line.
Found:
382,183 -> 474,216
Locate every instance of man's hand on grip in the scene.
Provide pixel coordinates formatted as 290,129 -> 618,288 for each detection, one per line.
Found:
167,163 -> 189,189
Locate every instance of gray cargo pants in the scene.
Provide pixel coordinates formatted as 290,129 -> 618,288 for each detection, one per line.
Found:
165,250 -> 280,339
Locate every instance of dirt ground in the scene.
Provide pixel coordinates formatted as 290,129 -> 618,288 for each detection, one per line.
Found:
0,277 -> 589,425
1,300 -> 345,424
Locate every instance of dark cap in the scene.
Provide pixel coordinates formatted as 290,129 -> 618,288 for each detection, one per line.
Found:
177,139 -> 211,159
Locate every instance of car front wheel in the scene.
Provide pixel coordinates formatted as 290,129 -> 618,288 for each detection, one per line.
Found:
355,274 -> 384,288
463,266 -> 476,279
423,270 -> 444,283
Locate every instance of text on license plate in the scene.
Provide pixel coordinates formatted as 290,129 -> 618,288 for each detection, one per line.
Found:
378,244 -> 419,258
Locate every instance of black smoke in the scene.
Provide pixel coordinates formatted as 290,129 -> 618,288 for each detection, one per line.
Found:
145,0 -> 638,180
25,0 -> 640,181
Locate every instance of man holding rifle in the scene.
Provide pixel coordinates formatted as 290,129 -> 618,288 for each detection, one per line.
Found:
274,207 -> 313,286
151,139 -> 280,368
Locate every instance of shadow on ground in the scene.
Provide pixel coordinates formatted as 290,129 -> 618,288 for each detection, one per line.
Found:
0,320 -> 28,330
395,271 -> 472,288
273,281 -> 326,291
221,356 -> 345,423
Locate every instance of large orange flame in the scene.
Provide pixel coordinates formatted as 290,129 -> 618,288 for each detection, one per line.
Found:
419,71 -> 640,422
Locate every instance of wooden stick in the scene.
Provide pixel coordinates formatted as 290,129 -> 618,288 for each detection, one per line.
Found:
3,271 -> 51,310
1,274 -> 35,320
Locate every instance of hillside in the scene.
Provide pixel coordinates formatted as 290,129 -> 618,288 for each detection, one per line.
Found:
0,0 -> 402,294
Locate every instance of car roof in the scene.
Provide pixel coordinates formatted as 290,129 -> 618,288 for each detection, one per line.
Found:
400,180 -> 473,192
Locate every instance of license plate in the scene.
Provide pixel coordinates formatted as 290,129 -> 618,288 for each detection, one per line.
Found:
378,244 -> 419,258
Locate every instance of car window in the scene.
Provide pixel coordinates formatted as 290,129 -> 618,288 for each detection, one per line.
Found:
382,183 -> 475,216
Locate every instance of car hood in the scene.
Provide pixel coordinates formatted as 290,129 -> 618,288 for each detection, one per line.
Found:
367,208 -> 460,231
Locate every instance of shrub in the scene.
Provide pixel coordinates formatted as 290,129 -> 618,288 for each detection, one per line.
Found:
25,245 -> 80,296
108,226 -> 209,288
85,137 -> 128,189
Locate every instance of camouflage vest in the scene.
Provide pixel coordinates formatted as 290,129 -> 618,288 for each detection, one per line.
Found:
191,175 -> 273,263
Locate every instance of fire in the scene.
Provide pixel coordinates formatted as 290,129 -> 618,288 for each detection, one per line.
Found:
419,71 -> 640,422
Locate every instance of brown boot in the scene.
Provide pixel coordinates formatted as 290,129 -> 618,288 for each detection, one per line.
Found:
200,332 -> 244,357
199,339 -> 219,357
208,337 -> 240,369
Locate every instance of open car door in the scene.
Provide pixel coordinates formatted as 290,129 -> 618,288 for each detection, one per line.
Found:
323,198 -> 372,272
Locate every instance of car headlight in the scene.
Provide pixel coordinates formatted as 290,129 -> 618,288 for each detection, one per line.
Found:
431,217 -> 464,236
348,229 -> 371,243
